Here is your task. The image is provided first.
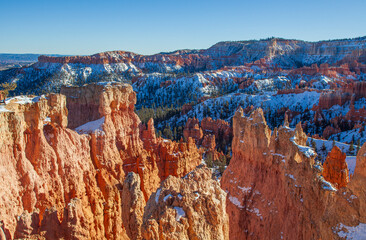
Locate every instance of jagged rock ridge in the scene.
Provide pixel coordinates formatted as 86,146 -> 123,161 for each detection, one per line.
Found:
221,108 -> 366,239
0,83 -> 202,239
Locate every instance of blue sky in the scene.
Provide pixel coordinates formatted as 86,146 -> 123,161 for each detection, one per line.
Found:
0,0 -> 365,55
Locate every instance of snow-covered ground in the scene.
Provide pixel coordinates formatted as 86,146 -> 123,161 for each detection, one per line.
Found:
75,117 -> 105,135
0,95 -> 47,112
163,91 -> 321,128
334,223 -> 366,239
346,156 -> 357,176
329,128 -> 366,146
307,138 -> 359,176
307,138 -> 356,157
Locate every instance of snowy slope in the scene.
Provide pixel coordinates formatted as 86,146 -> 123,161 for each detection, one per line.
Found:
166,91 -> 321,127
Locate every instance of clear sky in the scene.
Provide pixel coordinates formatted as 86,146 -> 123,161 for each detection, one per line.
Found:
0,0 -> 365,55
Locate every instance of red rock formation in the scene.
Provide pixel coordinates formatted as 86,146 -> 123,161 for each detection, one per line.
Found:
140,118 -> 157,148
137,118 -> 202,199
183,117 -> 233,147
39,51 -> 136,65
0,93 -> 116,239
201,117 -> 232,145
183,117 -> 233,162
201,134 -> 216,150
276,88 -> 307,95
121,172 -> 146,240
345,105 -> 366,122
0,83 -> 202,239
354,142 -> 366,180
314,81 -> 366,111
289,63 -> 356,79
183,118 -> 203,143
323,146 -> 349,188
221,108 -> 366,240
142,166 -> 229,240
314,91 -> 353,110
38,50 -> 211,70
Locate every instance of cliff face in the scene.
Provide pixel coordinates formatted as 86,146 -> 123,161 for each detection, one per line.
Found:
37,37 -> 366,70
0,93 -> 114,239
0,83 -> 202,239
315,81 -> 366,111
121,172 -> 146,240
142,166 -> 229,240
221,108 -> 366,239
38,51 -> 210,71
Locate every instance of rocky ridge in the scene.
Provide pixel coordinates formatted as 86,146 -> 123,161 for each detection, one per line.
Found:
221,108 -> 366,239
0,83 -> 203,239
142,166 -> 229,240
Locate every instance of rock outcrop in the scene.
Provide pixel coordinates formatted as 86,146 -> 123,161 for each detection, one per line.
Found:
201,117 -> 232,146
323,146 -> 349,188
183,117 -> 233,162
142,166 -> 229,240
315,91 -> 353,110
121,172 -> 146,240
38,51 -> 210,72
0,83 -> 202,239
221,107 -> 366,240
314,81 -> 366,111
183,118 -> 203,143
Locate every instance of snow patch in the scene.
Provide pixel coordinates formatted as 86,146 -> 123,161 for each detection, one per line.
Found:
291,137 -> 316,158
319,176 -> 337,191
75,117 -> 105,134
334,223 -> 366,239
285,174 -> 296,181
174,207 -> 186,221
155,189 -> 161,203
346,156 -> 357,176
163,194 -> 172,202
238,186 -> 251,193
229,195 -> 244,209
194,192 -> 200,200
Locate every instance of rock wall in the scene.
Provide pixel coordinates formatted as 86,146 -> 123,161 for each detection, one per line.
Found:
221,108 -> 366,239
315,81 -> 366,111
0,83 -> 202,239
142,166 -> 229,240
38,51 -> 210,71
183,117 -> 233,161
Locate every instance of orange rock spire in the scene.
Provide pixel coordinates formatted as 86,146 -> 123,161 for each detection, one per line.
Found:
322,146 -> 349,188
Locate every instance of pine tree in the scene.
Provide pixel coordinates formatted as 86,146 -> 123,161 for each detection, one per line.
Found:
311,138 -> 316,150
0,82 -> 17,100
321,142 -> 326,152
349,141 -> 354,154
173,127 -> 177,140
332,139 -> 336,148
163,125 -> 173,140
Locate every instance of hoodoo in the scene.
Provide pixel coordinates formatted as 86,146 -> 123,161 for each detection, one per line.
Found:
221,107 -> 366,239
0,83 -> 202,239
